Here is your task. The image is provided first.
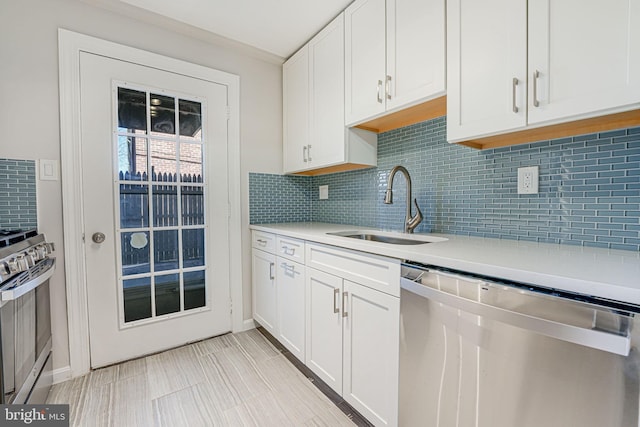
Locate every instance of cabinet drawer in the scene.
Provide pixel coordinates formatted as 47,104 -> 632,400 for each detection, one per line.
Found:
276,236 -> 305,263
252,231 -> 276,253
306,243 -> 400,297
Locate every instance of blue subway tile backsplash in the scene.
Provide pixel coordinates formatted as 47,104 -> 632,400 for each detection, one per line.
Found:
0,158 -> 37,230
249,117 -> 640,251
249,173 -> 312,224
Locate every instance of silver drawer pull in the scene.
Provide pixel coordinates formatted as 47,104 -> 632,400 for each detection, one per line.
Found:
386,75 -> 392,100
512,77 -> 519,113
281,246 -> 295,256
256,239 -> 267,246
533,70 -> 540,107
342,291 -> 348,318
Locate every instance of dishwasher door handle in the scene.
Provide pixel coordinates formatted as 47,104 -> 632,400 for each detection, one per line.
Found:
401,277 -> 631,356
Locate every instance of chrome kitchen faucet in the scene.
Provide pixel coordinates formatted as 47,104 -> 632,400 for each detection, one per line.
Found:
384,165 -> 423,233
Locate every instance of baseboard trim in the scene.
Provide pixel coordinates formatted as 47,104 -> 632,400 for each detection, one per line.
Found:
241,319 -> 257,332
52,366 -> 72,385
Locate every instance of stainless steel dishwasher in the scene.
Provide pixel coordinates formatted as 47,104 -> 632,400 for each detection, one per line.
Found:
399,261 -> 640,427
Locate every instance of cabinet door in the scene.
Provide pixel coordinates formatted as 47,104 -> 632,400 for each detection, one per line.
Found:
309,13 -> 346,168
386,0 -> 446,111
343,280 -> 400,427
528,0 -> 640,125
252,249 -> 277,336
283,45 -> 309,173
345,0 -> 387,125
446,0 -> 527,143
276,258 -> 305,361
305,267 -> 343,394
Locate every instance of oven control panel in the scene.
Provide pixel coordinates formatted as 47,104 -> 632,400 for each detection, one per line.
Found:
0,235 -> 54,285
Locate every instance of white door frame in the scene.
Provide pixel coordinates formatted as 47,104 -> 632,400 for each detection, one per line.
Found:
58,29 -> 243,378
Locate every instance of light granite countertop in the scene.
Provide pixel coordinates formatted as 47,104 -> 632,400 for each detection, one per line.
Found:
249,222 -> 640,306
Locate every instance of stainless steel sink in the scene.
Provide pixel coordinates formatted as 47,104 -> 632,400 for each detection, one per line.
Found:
327,231 -> 447,245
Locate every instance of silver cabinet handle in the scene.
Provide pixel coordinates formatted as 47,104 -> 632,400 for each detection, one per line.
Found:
342,291 -> 348,318
334,288 -> 340,314
307,144 -> 312,162
377,80 -> 383,103
269,262 -> 275,280
303,145 -> 308,162
280,262 -> 299,275
386,75 -> 392,100
512,77 -> 519,113
92,232 -> 106,244
533,70 -> 540,107
281,246 -> 295,256
256,239 -> 267,246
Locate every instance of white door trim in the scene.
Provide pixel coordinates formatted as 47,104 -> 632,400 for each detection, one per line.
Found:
58,28 -> 243,378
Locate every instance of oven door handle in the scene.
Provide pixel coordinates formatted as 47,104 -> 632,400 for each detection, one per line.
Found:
0,258 -> 56,301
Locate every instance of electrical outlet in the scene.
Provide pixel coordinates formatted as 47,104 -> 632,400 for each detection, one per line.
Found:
518,166 -> 539,194
319,185 -> 329,200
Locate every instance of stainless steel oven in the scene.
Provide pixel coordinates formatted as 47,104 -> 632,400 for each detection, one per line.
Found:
0,231 -> 55,404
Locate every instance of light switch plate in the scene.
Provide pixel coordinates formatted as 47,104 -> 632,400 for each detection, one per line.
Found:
39,159 -> 59,181
518,166 -> 539,194
319,185 -> 329,200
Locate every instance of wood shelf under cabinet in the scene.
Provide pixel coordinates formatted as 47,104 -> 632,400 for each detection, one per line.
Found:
354,96 -> 447,134
351,96 -> 639,150
458,109 -> 640,150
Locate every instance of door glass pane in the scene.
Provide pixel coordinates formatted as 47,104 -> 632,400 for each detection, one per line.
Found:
119,184 -> 149,228
182,228 -> 204,268
116,84 -> 209,325
184,270 -> 205,310
150,94 -> 175,136
179,99 -> 202,140
182,186 -> 204,225
152,185 -> 178,227
118,88 -> 147,133
180,143 -> 203,181
155,273 -> 180,315
118,136 -> 147,180
154,230 -> 178,271
123,277 -> 152,322
121,231 -> 150,276
151,140 -> 177,182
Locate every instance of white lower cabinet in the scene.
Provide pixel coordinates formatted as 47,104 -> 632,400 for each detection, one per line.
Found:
305,242 -> 400,427
305,267 -> 344,393
276,257 -> 306,361
252,248 -> 277,336
343,280 -> 399,427
252,233 -> 400,427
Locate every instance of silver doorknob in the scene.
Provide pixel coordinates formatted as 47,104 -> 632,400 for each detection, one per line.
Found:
92,232 -> 106,244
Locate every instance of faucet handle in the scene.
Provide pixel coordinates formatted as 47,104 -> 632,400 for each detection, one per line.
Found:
407,198 -> 424,233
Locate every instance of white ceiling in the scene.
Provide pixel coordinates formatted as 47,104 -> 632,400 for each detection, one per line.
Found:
118,0 -> 353,59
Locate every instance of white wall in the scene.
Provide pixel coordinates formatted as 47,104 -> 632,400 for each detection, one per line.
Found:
0,0 -> 283,375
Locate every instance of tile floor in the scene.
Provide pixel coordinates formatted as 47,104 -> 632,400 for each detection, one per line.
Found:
46,329 -> 362,426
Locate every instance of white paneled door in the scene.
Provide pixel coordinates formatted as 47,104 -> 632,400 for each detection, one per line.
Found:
79,52 -> 231,368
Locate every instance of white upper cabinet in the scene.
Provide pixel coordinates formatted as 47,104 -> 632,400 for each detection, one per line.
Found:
309,13 -> 347,168
345,0 -> 446,126
527,0 -> 640,125
345,0 -> 387,124
283,45 -> 309,173
283,13 -> 377,175
446,0 -> 527,142
447,0 -> 640,144
386,0 -> 446,111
